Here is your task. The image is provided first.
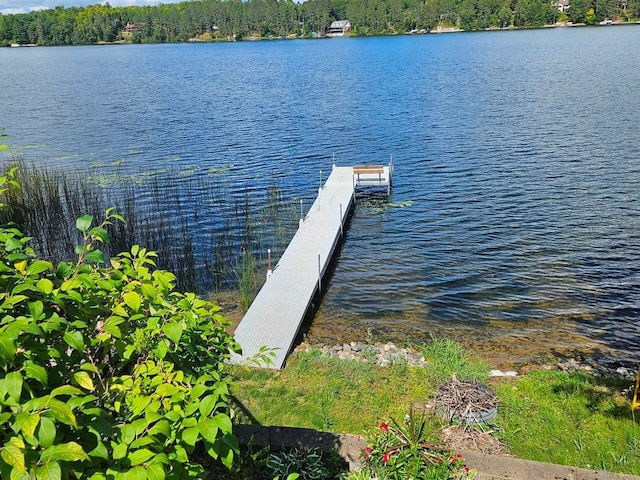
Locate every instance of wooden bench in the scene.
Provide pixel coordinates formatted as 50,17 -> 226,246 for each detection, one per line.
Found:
353,165 -> 385,184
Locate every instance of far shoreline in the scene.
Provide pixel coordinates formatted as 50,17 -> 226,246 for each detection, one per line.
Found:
4,20 -> 640,48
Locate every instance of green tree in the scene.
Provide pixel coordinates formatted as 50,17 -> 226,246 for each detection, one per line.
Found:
567,0 -> 593,22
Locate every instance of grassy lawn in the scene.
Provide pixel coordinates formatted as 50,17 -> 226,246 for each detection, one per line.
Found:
230,339 -> 640,475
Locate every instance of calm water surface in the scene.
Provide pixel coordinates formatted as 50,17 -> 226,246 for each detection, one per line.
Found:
2,26 -> 640,366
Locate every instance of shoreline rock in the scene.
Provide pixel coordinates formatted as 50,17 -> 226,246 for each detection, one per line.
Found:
293,342 -> 636,380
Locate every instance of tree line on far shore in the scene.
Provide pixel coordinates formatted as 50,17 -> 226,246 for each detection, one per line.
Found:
1,0 -> 638,46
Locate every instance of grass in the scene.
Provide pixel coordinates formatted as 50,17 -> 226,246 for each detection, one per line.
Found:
230,338 -> 640,475
494,369 -> 640,472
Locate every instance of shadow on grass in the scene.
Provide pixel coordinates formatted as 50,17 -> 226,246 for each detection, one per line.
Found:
547,350 -> 638,422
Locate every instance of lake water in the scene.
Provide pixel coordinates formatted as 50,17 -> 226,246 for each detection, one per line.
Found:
2,26 -> 640,368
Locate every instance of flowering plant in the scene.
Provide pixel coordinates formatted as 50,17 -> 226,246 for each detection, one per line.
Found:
354,407 -> 477,479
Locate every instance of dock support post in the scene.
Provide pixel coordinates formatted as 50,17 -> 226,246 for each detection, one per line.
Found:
317,251 -> 321,293
339,202 -> 343,237
299,200 -> 304,229
388,154 -> 394,196
266,249 -> 273,280
319,170 -> 323,194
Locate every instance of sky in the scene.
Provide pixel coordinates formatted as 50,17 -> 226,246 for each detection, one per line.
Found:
0,0 -> 180,15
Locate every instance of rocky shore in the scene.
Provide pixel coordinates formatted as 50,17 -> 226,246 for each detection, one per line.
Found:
293,342 -> 637,380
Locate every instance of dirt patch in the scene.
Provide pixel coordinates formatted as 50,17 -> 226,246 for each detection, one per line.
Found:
441,425 -> 509,456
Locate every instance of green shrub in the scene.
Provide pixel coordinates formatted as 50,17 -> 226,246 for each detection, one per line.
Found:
0,169 -> 242,479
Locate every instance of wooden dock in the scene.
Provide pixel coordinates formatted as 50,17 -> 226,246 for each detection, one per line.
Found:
232,161 -> 393,369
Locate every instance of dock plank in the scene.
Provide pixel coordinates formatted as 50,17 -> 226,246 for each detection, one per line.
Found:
232,163 -> 391,369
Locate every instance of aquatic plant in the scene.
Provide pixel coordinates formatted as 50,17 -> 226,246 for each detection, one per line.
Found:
0,159 -> 299,295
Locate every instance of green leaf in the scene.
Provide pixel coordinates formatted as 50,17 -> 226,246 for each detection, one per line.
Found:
37,416 -> 57,448
21,412 -> 40,440
172,445 -> 188,463
60,278 -> 80,292
5,237 -> 22,252
128,448 -> 154,466
152,271 -> 174,289
129,396 -> 151,416
112,442 -> 127,460
219,442 -> 235,469
87,436 -> 109,460
50,385 -> 82,397
122,292 -> 141,313
1,437 -> 26,473
76,215 -> 93,233
27,260 -> 53,276
0,334 -> 16,362
40,442 -> 89,463
181,427 -> 199,447
146,464 -> 166,480
123,466 -> 146,480
147,419 -> 170,437
90,226 -> 109,244
80,363 -> 99,374
36,278 -> 54,295
156,384 -> 180,397
153,340 -> 168,360
84,250 -> 104,264
35,461 -> 61,480
47,399 -> 77,428
56,262 -> 72,278
73,372 -> 94,392
28,301 -> 44,320
130,436 -> 154,449
1,294 -> 28,309
198,394 -> 218,417
5,371 -> 23,402
162,321 -> 182,344
87,473 -> 107,480
120,423 -> 136,445
25,364 -> 48,386
140,284 -> 156,299
197,419 -> 220,443
63,331 -> 84,352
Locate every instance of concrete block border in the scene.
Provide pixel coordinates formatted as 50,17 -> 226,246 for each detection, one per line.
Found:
234,424 -> 640,480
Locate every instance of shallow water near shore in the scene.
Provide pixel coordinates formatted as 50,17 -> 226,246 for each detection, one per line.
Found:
2,26 -> 640,367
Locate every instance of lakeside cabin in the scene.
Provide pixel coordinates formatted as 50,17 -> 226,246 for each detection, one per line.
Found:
328,20 -> 351,36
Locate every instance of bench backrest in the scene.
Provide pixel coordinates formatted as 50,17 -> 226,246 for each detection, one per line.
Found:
353,165 -> 385,175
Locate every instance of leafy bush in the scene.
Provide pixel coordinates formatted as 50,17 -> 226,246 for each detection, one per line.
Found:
0,169 -> 242,479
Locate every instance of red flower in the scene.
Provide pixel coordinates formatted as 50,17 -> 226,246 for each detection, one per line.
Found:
464,466 -> 470,473
365,446 -> 372,453
379,422 -> 389,432
449,455 -> 455,463
457,454 -> 464,459
382,452 -> 391,464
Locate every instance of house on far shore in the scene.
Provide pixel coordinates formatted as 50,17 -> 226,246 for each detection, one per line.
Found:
124,22 -> 146,33
554,0 -> 570,12
328,20 -> 351,36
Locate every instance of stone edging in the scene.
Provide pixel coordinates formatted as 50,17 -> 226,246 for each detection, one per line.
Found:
234,424 -> 640,480
293,342 -> 637,379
